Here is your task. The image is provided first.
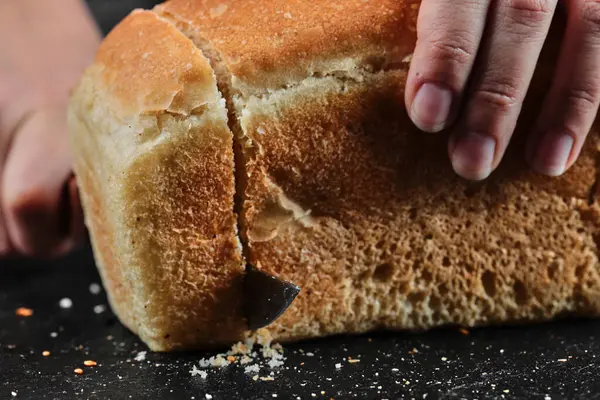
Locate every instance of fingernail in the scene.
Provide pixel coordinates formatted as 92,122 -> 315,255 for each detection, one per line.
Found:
451,132 -> 496,181
411,83 -> 453,132
530,131 -> 573,177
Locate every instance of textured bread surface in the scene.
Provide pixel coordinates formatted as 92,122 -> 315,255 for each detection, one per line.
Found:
68,9 -> 245,351
69,0 -> 600,351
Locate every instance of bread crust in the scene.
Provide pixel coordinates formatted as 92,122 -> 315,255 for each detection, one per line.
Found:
69,10 -> 245,351
156,0 -> 420,95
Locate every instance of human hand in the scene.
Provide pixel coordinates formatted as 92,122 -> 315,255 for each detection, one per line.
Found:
0,0 -> 100,258
406,0 -> 600,181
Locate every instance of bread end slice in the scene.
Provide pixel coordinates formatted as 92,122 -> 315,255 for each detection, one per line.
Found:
68,10 -> 245,351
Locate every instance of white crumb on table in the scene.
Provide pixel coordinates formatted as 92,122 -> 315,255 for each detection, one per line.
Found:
59,298 -> 73,309
93,305 -> 106,314
244,364 -> 260,374
134,351 -> 147,362
189,366 -> 207,379
89,283 -> 102,295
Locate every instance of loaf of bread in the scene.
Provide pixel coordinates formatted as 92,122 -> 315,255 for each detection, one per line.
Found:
68,0 -> 600,352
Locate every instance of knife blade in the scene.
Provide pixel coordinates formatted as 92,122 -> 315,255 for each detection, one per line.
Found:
243,265 -> 300,331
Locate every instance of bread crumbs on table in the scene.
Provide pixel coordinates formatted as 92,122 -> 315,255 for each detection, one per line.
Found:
74,368 -> 83,375
335,363 -> 342,369
409,348 -> 418,354
459,328 -> 470,335
348,357 -> 360,363
84,360 -> 97,367
260,376 -> 275,381
252,375 -> 259,381
42,351 -> 50,357
15,307 -> 33,317
59,298 -> 73,309
558,359 -> 568,362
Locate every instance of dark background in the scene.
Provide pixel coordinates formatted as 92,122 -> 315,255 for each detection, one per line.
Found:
1,1 -> 600,399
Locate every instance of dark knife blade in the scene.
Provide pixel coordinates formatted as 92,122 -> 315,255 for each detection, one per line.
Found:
243,265 -> 300,331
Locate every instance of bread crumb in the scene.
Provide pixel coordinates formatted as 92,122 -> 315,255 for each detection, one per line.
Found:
267,358 -> 284,369
260,376 -> 275,381
84,360 -> 97,367
244,364 -> 260,374
11,392 -> 16,397
557,359 -> 568,362
74,368 -> 83,375
134,351 -> 147,362
252,375 -> 259,381
441,357 -> 448,361
15,307 -> 33,317
348,357 -> 360,363
89,283 -> 102,295
305,352 -> 314,357
93,305 -> 106,314
190,366 -> 208,379
408,348 -> 418,354
240,355 -> 253,365
50,332 -> 58,338
42,351 -> 50,357
459,328 -> 470,335
335,363 -> 342,369
59,298 -> 73,309
205,395 -> 213,400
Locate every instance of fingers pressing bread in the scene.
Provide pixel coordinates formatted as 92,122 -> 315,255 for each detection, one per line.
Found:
528,0 -> 600,176
450,0 -> 557,180
409,0 -> 600,180
405,0 -> 489,134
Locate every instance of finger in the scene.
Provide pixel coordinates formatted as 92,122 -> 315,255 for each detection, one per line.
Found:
450,0 -> 558,180
405,0 -> 490,133
2,107 -> 77,257
53,175 -> 87,257
527,0 -> 600,176
0,113 -> 27,257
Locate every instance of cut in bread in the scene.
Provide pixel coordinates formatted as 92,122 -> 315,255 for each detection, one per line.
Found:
69,0 -> 600,351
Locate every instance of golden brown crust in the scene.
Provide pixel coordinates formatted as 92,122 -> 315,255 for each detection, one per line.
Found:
156,0 -> 420,94
69,9 -> 245,351
96,9 -> 219,116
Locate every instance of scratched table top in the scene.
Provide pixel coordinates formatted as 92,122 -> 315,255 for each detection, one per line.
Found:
1,246 -> 600,400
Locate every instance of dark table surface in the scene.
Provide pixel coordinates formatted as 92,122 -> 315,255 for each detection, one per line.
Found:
1,2 -> 600,399
1,246 -> 600,400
